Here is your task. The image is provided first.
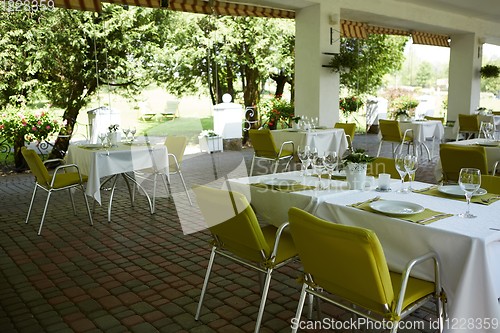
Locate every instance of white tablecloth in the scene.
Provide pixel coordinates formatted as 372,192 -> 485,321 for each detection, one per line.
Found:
67,143 -> 169,204
433,139 -> 500,180
377,120 -> 444,143
271,128 -> 348,157
224,172 -> 500,332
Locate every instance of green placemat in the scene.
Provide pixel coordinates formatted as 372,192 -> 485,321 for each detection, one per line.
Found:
312,174 -> 346,181
348,198 -> 453,225
413,185 -> 500,205
250,182 -> 316,193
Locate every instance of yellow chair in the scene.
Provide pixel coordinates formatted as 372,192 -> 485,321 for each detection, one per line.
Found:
480,175 -> 500,194
424,116 -> 445,124
249,129 -> 294,176
456,114 -> 479,141
492,111 -> 500,116
377,120 -> 414,158
192,185 -> 297,333
367,157 -> 400,179
288,208 -> 445,333
334,122 -> 356,153
134,136 -> 192,212
21,147 -> 93,235
439,144 -> 488,184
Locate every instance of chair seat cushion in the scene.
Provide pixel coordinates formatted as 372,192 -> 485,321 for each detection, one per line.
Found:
261,225 -> 297,263
49,172 -> 88,189
389,271 -> 435,311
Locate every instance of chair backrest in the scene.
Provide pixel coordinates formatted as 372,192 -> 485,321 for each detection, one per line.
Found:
367,157 -> 400,179
21,147 -> 51,187
492,111 -> 500,116
249,129 -> 278,158
165,136 -> 187,170
288,207 -> 394,314
439,144 -> 488,183
424,116 -> 445,124
379,120 -> 403,142
480,175 -> 500,194
334,123 -> 356,139
164,101 -> 180,114
458,114 -> 479,132
192,185 -> 271,262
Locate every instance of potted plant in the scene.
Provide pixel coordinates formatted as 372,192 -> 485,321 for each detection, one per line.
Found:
390,95 -> 419,121
339,96 -> 364,117
341,149 -> 377,190
480,64 -> 500,78
198,130 -> 223,154
259,95 -> 300,130
107,124 -> 120,146
394,110 -> 410,121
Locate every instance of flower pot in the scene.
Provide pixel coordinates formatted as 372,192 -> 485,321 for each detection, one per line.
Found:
398,115 -> 407,122
199,136 -> 223,154
345,163 -> 367,190
107,132 -> 119,147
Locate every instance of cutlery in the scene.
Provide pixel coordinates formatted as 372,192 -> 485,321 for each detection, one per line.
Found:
416,213 -> 449,224
481,196 -> 500,203
413,185 -> 438,193
352,196 -> 381,208
489,228 -> 500,232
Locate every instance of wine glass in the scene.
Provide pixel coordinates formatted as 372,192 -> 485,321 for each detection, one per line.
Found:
98,133 -> 107,147
395,153 -> 409,193
130,127 -> 137,141
297,146 -> 310,177
404,153 -> 418,191
314,117 -> 319,128
458,168 -> 481,218
312,153 -> 326,189
122,126 -> 130,142
324,151 -> 337,189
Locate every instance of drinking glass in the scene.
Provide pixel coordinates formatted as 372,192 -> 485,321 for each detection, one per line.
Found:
324,151 -> 337,189
458,168 -> 481,218
98,133 -> 107,147
122,126 -> 130,141
395,153 -> 409,193
482,122 -> 494,139
404,153 -> 418,191
130,127 -> 137,141
297,146 -> 310,177
307,147 -> 318,179
312,153 -> 326,189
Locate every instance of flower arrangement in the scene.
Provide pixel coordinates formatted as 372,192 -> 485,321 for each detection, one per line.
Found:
339,96 -> 364,116
199,130 -> 219,138
259,95 -> 299,129
0,104 -> 63,145
389,95 -> 419,119
108,124 -> 119,132
342,148 -> 377,167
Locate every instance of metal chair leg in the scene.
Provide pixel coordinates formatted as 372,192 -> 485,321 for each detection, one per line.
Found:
26,184 -> 38,224
160,174 -> 170,198
377,140 -> 383,157
250,154 -> 256,176
152,173 -> 157,214
254,269 -> 273,333
307,293 -> 314,320
68,189 -> 77,216
38,191 -> 52,235
195,247 -> 216,320
273,160 -> 279,174
178,171 -> 192,205
291,284 -> 308,333
80,184 -> 93,226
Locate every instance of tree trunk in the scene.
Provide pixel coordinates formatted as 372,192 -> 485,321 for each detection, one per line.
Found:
243,66 -> 260,145
226,61 -> 235,101
48,105 -> 80,162
13,138 -> 26,172
270,73 -> 287,97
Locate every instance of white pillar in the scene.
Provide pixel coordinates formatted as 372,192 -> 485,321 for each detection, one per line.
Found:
295,3 -> 340,127
448,33 -> 482,120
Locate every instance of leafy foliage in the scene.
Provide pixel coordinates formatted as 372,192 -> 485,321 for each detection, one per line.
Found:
259,95 -> 297,128
481,61 -> 500,94
480,64 -> 500,78
329,35 -> 408,94
339,96 -> 364,116
342,149 -> 377,166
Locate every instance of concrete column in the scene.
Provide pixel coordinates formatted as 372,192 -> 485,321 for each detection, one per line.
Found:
448,33 -> 482,121
295,2 -> 340,127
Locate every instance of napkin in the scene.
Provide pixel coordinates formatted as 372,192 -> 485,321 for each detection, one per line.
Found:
413,186 -> 500,205
250,182 -> 316,193
349,198 -> 453,225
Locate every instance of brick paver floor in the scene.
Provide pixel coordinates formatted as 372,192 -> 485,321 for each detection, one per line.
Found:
0,134 -> 441,333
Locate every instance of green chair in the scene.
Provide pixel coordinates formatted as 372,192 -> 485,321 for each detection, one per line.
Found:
481,175 -> 500,194
424,116 -> 445,124
249,129 -> 294,176
377,120 -> 414,158
288,207 -> 445,333
334,122 -> 356,153
21,147 -> 93,235
192,185 -> 297,333
456,114 -> 479,141
439,144 -> 488,184
367,157 -> 400,179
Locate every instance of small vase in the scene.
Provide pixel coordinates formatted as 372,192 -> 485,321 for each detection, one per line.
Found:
108,132 -> 118,146
399,115 -> 407,122
345,163 -> 367,190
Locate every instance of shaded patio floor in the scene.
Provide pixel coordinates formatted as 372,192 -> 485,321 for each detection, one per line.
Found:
0,134 -> 441,333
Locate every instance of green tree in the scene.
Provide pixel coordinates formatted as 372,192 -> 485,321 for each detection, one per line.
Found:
415,61 -> 433,87
330,35 -> 409,94
0,6 -> 172,168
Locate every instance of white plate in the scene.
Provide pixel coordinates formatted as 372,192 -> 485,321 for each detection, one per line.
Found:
262,178 -> 299,186
438,185 -> 487,196
476,140 -> 500,147
369,200 -> 425,216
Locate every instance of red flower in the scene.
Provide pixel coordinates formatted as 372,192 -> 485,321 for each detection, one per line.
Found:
277,112 -> 280,114
290,114 -> 294,117
269,122 -> 273,126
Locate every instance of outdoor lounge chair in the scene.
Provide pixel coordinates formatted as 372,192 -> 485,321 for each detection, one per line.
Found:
160,101 -> 180,121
